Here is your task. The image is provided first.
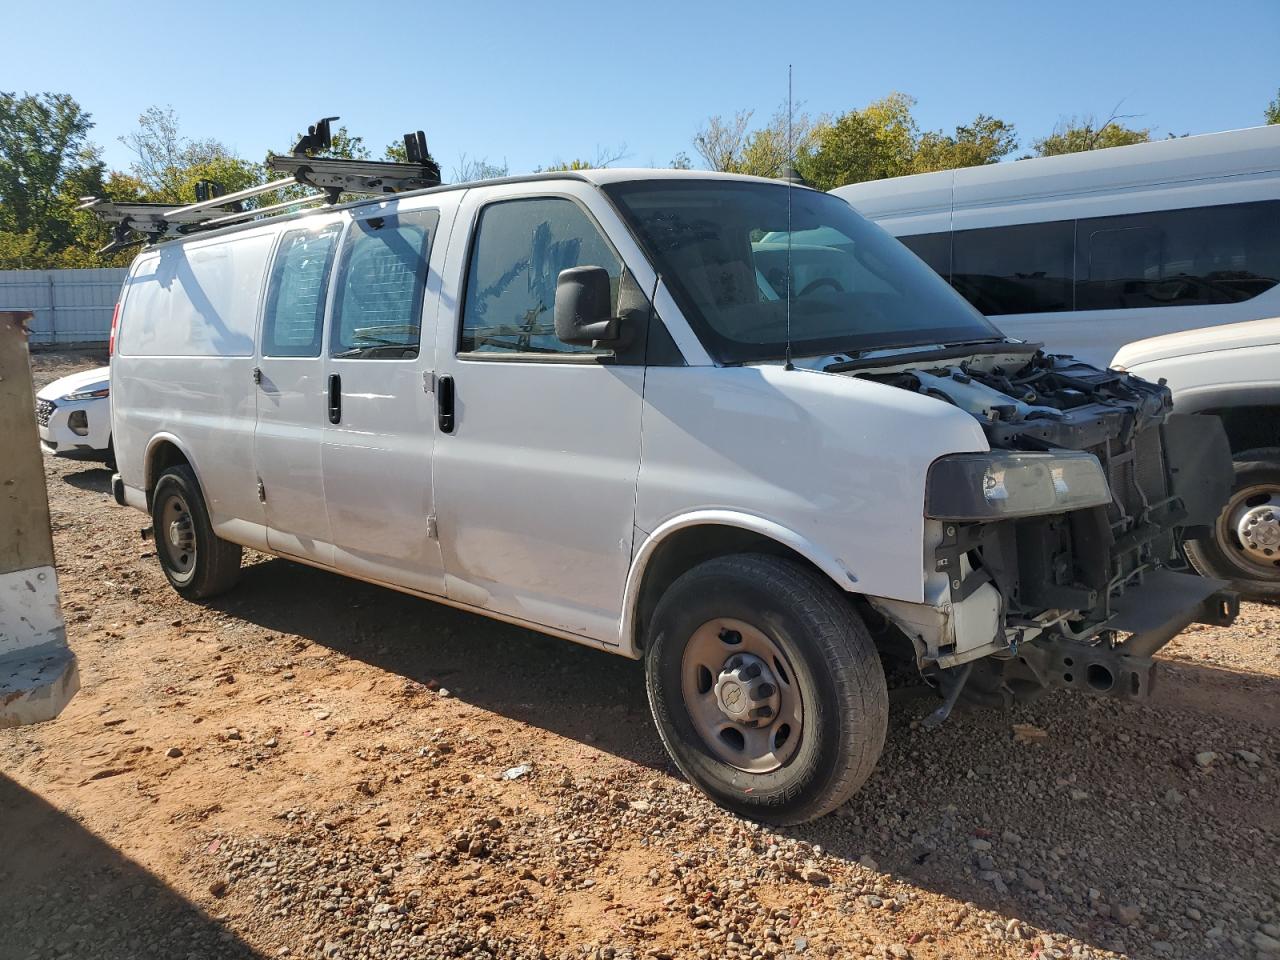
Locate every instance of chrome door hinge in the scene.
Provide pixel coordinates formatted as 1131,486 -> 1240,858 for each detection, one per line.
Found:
252,366 -> 262,385
257,479 -> 266,503
426,514 -> 438,539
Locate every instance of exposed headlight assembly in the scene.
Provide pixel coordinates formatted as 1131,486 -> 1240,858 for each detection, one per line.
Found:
63,386 -> 109,401
926,450 -> 1112,521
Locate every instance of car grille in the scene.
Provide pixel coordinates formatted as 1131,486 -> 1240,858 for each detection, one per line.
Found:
36,398 -> 55,426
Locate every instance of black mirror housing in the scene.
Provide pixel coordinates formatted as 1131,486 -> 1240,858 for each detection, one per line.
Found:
554,266 -> 621,347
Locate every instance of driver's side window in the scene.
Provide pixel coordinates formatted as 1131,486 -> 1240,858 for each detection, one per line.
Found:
460,197 -> 622,356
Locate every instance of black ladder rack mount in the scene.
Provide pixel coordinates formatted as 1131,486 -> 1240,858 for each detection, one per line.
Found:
78,117 -> 442,253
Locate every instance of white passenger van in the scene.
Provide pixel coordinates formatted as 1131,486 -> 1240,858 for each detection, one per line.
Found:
831,125 -> 1280,367
107,168 -> 1237,823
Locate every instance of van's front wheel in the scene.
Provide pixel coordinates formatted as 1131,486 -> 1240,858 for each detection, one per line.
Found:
644,554 -> 888,825
151,465 -> 242,600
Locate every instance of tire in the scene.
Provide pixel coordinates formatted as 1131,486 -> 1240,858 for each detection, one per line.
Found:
1183,447 -> 1280,601
644,553 -> 888,825
151,465 -> 242,600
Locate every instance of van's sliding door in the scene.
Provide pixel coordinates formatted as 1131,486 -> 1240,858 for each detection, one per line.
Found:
319,206 -> 449,595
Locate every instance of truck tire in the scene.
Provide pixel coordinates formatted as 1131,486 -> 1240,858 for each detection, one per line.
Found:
151,465 -> 242,600
644,553 -> 888,824
1183,447 -> 1280,601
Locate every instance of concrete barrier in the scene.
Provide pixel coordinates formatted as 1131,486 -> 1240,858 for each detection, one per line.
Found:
0,310 -> 79,727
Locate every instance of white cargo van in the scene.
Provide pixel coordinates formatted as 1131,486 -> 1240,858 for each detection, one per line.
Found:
106,168 -> 1237,823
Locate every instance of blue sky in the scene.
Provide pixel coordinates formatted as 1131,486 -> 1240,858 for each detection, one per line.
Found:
5,0 -> 1277,178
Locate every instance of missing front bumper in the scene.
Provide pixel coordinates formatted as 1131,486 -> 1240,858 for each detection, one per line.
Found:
1017,570 -> 1239,700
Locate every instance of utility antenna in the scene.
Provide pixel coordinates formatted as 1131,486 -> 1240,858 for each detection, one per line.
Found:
784,64 -> 794,371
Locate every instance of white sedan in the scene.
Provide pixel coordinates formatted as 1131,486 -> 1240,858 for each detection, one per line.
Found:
36,366 -> 113,466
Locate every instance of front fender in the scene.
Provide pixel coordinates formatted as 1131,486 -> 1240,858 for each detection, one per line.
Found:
619,509 -> 860,658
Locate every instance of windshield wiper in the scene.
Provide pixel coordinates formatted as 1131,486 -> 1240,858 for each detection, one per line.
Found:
822,339 -> 1040,374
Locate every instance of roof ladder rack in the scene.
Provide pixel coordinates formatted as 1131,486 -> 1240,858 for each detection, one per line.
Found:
77,115 -> 443,251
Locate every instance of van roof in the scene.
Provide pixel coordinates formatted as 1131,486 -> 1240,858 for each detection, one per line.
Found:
139,168 -> 807,252
831,124 -> 1280,220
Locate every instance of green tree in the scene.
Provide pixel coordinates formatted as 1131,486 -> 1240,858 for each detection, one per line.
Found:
0,91 -> 99,250
537,144 -> 628,173
798,93 -> 919,190
121,105 -> 262,203
1031,114 -> 1150,156
694,107 -> 821,178
912,114 -> 1018,173
1266,89 -> 1280,125
445,153 -> 508,182
695,94 -> 1019,191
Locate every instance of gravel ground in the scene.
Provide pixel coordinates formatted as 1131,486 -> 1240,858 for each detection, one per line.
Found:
2,353 -> 1277,960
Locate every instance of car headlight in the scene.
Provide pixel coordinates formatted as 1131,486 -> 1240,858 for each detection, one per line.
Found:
63,387 -> 109,401
926,450 -> 1112,521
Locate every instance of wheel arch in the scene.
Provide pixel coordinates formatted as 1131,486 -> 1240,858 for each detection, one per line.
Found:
620,511 -> 861,659
142,433 -> 204,507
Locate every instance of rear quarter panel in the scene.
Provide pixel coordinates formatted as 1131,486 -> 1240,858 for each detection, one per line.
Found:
112,230 -> 276,537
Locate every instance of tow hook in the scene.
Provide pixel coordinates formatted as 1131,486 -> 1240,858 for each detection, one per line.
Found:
923,661 -> 974,730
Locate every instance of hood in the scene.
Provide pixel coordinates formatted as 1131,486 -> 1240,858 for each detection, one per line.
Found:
1112,317 -> 1280,369
831,347 -> 1171,452
37,366 -> 110,401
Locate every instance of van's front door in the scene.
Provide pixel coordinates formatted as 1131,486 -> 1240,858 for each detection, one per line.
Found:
321,205 -> 448,595
432,186 -> 645,642
255,219 -> 344,565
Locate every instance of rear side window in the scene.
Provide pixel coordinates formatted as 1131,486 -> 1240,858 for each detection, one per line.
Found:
1075,200 -> 1280,310
460,197 -> 622,356
262,224 -> 341,357
331,210 -> 439,359
951,220 -> 1074,315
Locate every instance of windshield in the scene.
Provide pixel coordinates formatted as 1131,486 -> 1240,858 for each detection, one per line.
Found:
602,179 -> 1001,363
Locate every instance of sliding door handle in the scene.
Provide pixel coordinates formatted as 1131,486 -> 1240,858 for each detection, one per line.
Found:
437,374 -> 455,434
328,373 -> 341,424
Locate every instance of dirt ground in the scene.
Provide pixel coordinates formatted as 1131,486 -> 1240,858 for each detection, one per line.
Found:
2,353 -> 1277,960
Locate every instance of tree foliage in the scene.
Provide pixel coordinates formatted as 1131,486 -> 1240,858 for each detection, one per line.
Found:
537,144 -> 629,173
120,105 -> 262,203
1266,89 -> 1280,125
448,153 -> 509,182
0,91 -> 102,263
1031,113 -> 1151,157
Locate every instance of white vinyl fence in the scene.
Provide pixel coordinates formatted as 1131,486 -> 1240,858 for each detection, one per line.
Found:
0,268 -> 128,347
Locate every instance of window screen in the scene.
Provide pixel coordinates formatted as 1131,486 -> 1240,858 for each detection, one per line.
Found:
1075,200 -> 1280,310
460,197 -> 621,355
951,220 -> 1075,316
331,210 -> 438,359
263,224 -> 340,357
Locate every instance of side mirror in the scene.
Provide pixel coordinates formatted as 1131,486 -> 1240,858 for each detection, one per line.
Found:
554,266 -> 621,347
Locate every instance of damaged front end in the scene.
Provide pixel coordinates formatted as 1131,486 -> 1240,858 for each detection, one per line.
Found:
844,345 -> 1239,705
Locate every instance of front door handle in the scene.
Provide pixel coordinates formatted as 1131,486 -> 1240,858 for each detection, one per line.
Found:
437,374 -> 455,434
328,373 -> 341,424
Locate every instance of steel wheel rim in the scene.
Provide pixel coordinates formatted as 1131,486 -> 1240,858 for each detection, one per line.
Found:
160,493 -> 197,582
680,617 -> 803,773
1220,484 -> 1280,575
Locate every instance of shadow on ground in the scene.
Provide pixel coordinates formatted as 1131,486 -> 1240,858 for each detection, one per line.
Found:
213,555 -> 669,772
212,555 -> 1280,957
61,464 -> 113,494
0,772 -> 259,959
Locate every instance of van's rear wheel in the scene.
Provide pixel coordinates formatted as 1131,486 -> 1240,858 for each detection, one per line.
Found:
151,465 -> 241,600
644,554 -> 888,825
